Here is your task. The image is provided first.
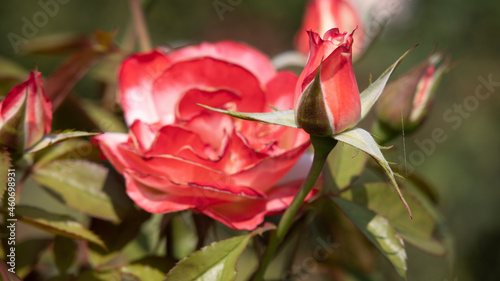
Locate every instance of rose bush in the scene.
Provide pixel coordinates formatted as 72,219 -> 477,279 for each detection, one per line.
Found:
93,41 -> 311,230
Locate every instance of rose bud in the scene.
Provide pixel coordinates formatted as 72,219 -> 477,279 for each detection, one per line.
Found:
375,52 -> 450,139
0,71 -> 52,151
295,28 -> 361,137
295,0 -> 364,60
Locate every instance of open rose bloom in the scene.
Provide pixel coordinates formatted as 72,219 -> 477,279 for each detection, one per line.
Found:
93,42 -> 311,230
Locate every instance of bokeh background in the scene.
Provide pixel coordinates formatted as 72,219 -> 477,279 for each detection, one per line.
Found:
0,0 -> 499,280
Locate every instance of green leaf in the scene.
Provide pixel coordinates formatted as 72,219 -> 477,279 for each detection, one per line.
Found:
14,205 -> 105,248
34,139 -> 101,168
324,143 -> 368,192
404,183 -> 454,263
198,105 -> 298,128
359,45 -> 417,120
340,183 -> 446,256
332,197 -> 407,279
165,224 -> 274,281
15,239 -> 52,279
0,149 -> 12,200
53,236 -> 77,274
120,264 -> 165,281
26,131 -> 98,154
333,127 -> 411,218
32,159 -> 132,222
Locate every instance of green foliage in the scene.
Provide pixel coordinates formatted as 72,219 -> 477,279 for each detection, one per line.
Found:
324,143 -> 368,192
165,225 -> 273,281
332,197 -> 408,279
13,206 -> 104,248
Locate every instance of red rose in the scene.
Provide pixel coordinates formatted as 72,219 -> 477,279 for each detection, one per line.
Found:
295,28 -> 361,137
295,0 -> 364,59
93,42 -> 311,230
0,71 -> 52,150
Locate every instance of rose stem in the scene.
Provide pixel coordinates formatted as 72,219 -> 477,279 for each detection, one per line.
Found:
128,0 -> 152,52
252,136 -> 337,281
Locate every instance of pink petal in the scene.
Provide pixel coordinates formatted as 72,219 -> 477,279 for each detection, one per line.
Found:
265,71 -> 298,111
146,125 -> 220,162
320,36 -> 360,133
24,71 -> 52,150
183,112 -> 233,151
92,132 -> 130,173
199,180 -> 316,230
168,41 -> 277,84
230,140 -> 310,193
176,88 -> 241,121
119,50 -> 171,125
152,58 -> 267,124
129,120 -> 157,153
124,173 -> 196,213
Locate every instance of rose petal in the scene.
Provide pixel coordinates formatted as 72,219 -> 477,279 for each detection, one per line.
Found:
176,88 -> 241,121
128,120 -> 157,153
168,41 -> 277,84
119,50 -> 171,125
152,58 -> 267,124
183,112 -> 233,151
92,132 -> 131,174
230,140 -> 310,193
146,125 -> 220,161
200,179 -> 316,230
265,71 -> 298,111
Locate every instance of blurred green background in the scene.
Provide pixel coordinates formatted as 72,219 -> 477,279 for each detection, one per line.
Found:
1,0 -> 499,280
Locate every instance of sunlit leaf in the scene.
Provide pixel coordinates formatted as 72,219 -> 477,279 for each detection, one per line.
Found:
324,143 -> 368,192
165,224 -> 274,281
31,159 -> 132,222
54,236 -> 77,274
34,139 -> 101,168
120,264 -> 165,281
14,205 -> 105,248
359,45 -> 417,120
198,104 -> 298,128
26,131 -> 98,154
332,197 -> 407,279
333,127 -> 411,218
341,183 -> 446,256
